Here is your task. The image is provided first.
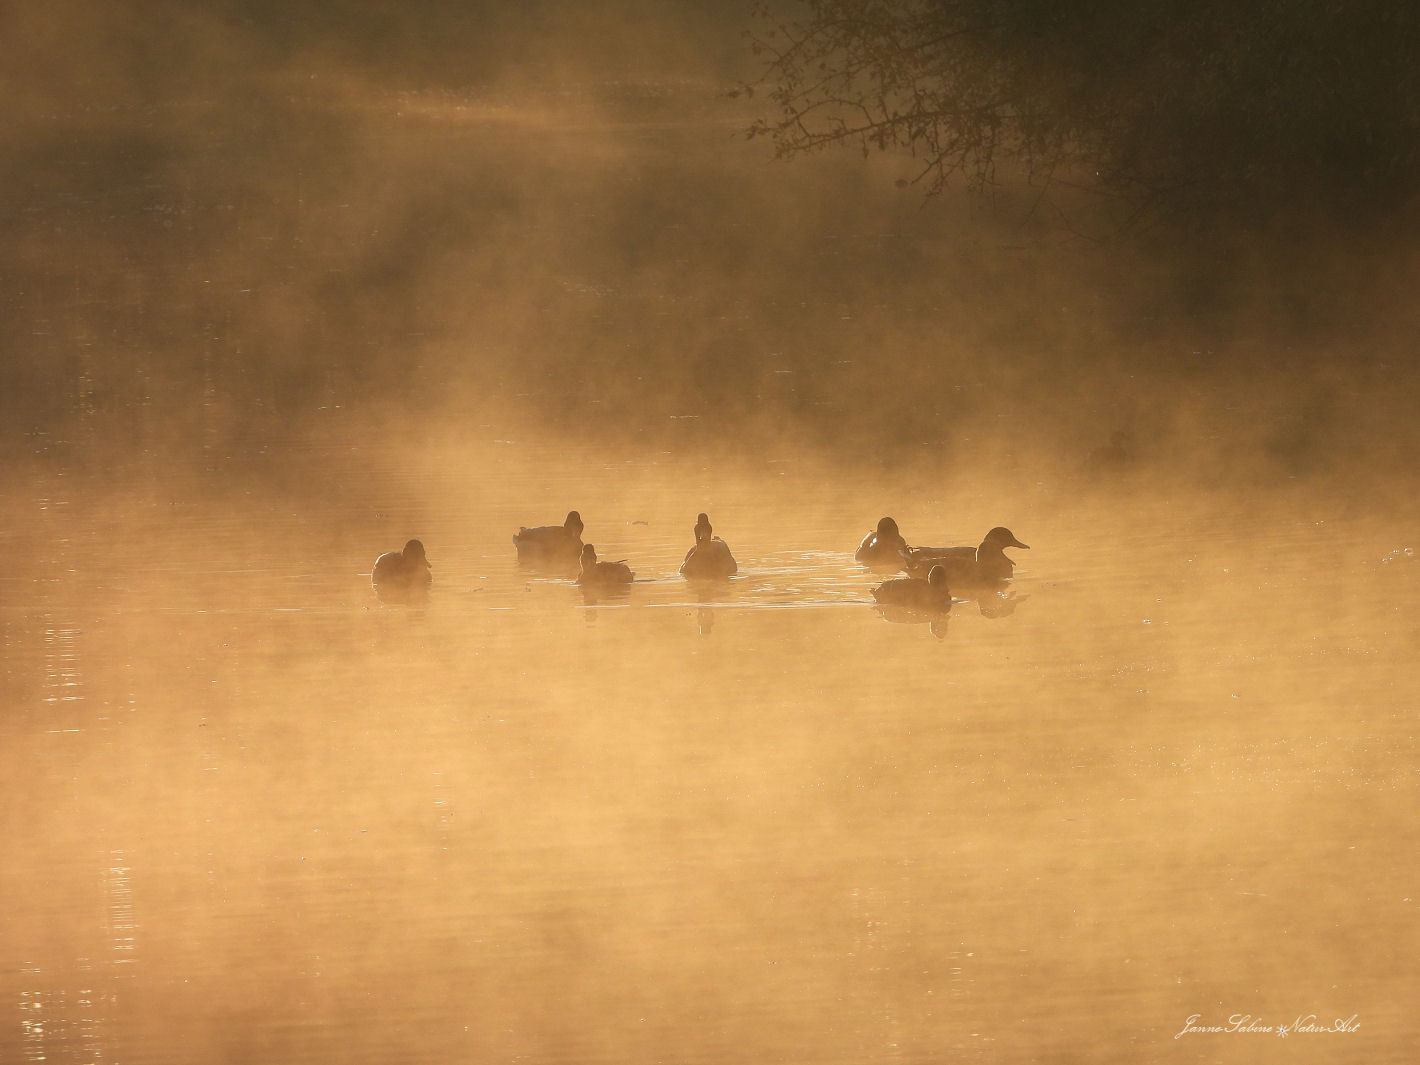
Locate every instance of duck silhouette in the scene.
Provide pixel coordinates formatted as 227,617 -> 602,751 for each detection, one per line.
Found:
372,539 -> 431,602
513,510 -> 584,566
576,543 -> 634,586
680,513 -> 738,579
905,527 -> 1028,585
855,516 -> 910,570
872,564 -> 953,613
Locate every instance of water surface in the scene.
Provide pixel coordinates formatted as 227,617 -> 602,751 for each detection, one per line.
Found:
3,439 -> 1416,1064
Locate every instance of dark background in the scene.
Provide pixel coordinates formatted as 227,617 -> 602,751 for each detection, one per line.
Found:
5,1 -> 1417,490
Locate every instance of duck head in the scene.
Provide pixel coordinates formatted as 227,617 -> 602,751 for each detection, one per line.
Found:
565,511 -> 584,536
876,516 -> 900,539
694,513 -> 713,543
579,543 -> 598,569
982,527 -> 1029,551
403,539 -> 431,568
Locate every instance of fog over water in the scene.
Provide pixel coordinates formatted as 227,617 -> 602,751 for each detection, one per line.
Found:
3,3 -> 1418,1064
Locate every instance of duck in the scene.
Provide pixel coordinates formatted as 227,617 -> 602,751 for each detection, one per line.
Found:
855,516 -> 910,569
513,510 -> 584,565
680,513 -> 737,579
872,565 -> 953,612
902,541 -> 976,571
905,527 -> 1028,585
576,543 -> 634,586
371,539 -> 432,601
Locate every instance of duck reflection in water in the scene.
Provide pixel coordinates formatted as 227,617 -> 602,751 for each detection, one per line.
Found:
371,539 -> 431,603
513,510 -> 584,571
688,575 -> 738,636
680,513 -> 737,580
855,516 -> 911,572
904,526 -> 1029,586
971,588 -> 1028,618
873,604 -> 952,639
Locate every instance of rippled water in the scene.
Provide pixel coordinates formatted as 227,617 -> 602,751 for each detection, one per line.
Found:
4,435 -> 1417,1064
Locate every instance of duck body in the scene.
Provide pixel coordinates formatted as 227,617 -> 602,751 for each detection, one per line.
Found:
513,510 -> 584,565
576,544 -> 634,586
906,527 -> 1028,585
855,516 -> 910,570
372,539 -> 432,601
680,513 -> 737,579
872,565 -> 953,613
903,544 -> 977,572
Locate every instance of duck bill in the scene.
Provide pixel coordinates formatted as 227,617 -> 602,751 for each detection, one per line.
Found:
1008,537 -> 1029,549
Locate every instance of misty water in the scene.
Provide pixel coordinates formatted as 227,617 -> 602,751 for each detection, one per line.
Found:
6,7 -> 1420,1061
5,429 -> 1416,1065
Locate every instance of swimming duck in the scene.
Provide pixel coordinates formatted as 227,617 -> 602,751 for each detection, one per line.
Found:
902,542 -> 975,571
905,527 -> 1028,585
855,516 -> 910,569
372,539 -> 432,601
576,543 -> 634,586
872,565 -> 953,612
680,512 -> 737,579
513,510 -> 584,565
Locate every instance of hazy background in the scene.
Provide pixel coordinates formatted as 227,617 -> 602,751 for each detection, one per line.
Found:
5,0 -> 1419,494
3,4 -> 1418,1064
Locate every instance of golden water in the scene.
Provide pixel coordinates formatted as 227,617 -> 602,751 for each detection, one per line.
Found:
3,436 -> 1416,1064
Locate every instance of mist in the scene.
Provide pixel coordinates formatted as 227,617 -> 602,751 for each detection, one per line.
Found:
4,4 -> 1418,1064
5,0 -> 1418,498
